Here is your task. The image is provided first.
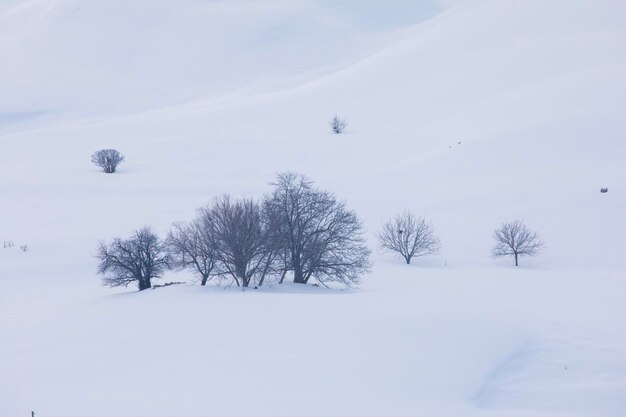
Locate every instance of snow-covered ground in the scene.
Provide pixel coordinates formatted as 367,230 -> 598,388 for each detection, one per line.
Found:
1,0 -> 625,416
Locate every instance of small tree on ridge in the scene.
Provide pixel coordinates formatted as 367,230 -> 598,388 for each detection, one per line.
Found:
492,220 -> 544,266
378,211 -> 441,264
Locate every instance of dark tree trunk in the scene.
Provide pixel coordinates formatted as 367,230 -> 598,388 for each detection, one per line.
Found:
279,269 -> 288,284
138,277 -> 151,291
234,264 -> 246,287
241,275 -> 250,288
201,275 -> 208,286
292,254 -> 305,284
293,268 -> 306,284
405,257 -> 411,265
514,253 -> 519,267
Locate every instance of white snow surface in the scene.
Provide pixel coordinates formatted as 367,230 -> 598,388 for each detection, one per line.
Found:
1,0 -> 626,416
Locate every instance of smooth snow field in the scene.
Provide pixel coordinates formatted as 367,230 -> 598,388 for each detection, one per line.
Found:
1,0 -> 626,416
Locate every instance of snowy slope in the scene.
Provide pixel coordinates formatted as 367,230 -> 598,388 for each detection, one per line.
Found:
1,0 -> 626,416
0,0 -> 442,125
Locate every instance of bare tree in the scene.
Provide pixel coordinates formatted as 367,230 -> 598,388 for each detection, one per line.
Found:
378,211 -> 441,264
167,219 -> 218,286
96,226 -> 170,291
492,220 -> 544,266
200,195 -> 275,288
91,149 -> 125,173
329,115 -> 348,134
265,173 -> 371,287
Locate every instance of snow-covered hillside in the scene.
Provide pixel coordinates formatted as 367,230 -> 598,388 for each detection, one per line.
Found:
0,0 -> 442,125
1,0 -> 625,416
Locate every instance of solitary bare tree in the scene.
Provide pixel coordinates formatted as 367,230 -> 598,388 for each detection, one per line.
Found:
329,115 -> 348,134
265,172 -> 371,287
167,219 -> 219,286
91,149 -> 125,173
378,211 -> 441,264
492,220 -> 544,266
96,226 -> 170,291
201,195 -> 275,288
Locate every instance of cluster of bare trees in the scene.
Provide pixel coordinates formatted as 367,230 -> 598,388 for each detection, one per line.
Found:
96,174 -> 545,291
96,173 -> 371,291
176,195 -> 277,288
377,212 -> 544,267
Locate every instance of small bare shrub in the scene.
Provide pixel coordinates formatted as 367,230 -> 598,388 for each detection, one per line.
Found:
329,115 -> 348,134
91,149 -> 125,173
